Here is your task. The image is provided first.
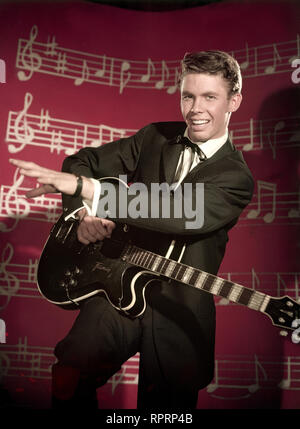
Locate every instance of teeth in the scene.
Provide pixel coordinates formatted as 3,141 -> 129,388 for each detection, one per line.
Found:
192,120 -> 209,125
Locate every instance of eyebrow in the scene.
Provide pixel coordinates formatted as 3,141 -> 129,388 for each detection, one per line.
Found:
181,90 -> 219,97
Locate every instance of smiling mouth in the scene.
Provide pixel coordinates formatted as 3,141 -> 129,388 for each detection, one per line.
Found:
191,119 -> 210,125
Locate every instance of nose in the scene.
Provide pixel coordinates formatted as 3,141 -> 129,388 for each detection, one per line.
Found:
191,98 -> 204,113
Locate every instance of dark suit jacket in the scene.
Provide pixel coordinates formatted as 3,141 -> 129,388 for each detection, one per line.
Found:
61,121 -> 254,390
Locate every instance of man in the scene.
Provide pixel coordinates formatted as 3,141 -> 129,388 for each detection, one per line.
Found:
10,50 -> 254,409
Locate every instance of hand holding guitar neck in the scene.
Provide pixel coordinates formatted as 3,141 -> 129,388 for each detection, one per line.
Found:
9,158 -> 94,200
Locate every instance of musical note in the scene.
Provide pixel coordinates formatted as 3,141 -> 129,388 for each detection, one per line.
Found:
240,43 -> 249,70
155,61 -> 169,90
251,268 -> 260,291
167,67 -> 180,95
248,355 -> 267,393
264,44 -> 281,74
10,92 -> 35,153
95,54 -> 107,78
288,187 -> 300,218
278,357 -> 291,389
17,25 -> 42,81
74,59 -> 89,86
140,58 -> 155,83
119,61 -> 131,94
267,120 -> 285,160
242,118 -> 254,151
247,181 -> 277,223
91,124 -> 126,147
206,360 -> 219,393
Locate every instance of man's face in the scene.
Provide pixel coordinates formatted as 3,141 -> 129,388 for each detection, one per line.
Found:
180,73 -> 242,142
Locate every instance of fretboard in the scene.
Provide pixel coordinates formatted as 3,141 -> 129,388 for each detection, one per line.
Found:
122,244 -> 271,313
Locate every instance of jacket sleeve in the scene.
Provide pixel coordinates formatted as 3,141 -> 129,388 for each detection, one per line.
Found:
60,125 -> 147,214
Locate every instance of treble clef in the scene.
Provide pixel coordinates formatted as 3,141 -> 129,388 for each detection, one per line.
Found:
17,25 -> 42,81
0,243 -> 20,310
10,92 -> 35,153
0,168 -> 30,232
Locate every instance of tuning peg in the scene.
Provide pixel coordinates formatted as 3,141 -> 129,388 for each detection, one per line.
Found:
279,330 -> 288,337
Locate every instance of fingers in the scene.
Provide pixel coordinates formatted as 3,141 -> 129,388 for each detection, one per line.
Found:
9,159 -> 50,176
26,184 -> 57,198
77,216 -> 116,244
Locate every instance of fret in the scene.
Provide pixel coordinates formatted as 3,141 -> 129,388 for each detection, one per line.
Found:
135,249 -> 146,266
189,269 -> 201,287
175,265 -> 188,282
147,253 -> 157,270
182,267 -> 194,283
124,245 -> 270,313
237,287 -> 254,306
227,284 -> 244,303
129,248 -> 141,265
201,274 -> 215,292
248,291 -> 266,311
142,251 -> 152,269
164,260 -> 177,277
170,263 -> 181,279
150,255 -> 163,272
157,256 -> 168,273
218,280 -> 234,298
210,278 -> 225,296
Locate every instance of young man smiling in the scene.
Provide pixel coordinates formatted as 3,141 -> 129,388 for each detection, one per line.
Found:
10,50 -> 254,409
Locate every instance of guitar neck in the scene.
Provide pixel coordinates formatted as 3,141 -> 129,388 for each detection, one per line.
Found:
122,244 -> 271,314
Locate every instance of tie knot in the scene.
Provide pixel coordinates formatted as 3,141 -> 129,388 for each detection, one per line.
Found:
181,137 -> 207,161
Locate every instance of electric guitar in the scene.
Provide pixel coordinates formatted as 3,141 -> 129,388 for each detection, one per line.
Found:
37,214 -> 300,339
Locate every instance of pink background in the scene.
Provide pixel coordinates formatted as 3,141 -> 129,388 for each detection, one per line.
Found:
0,0 -> 300,408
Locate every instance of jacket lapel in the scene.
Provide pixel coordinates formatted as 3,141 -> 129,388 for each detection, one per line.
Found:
161,136 -> 236,184
184,138 -> 235,178
161,136 -> 184,184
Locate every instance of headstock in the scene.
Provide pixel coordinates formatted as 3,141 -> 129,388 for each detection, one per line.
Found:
264,295 -> 300,341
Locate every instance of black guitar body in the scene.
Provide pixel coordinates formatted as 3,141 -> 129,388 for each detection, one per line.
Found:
37,214 -> 300,337
37,215 -> 158,316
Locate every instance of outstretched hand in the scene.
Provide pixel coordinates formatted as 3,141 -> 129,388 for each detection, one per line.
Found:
9,159 -> 94,200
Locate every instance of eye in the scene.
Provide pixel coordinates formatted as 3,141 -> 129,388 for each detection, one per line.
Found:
182,94 -> 193,100
206,95 -> 216,100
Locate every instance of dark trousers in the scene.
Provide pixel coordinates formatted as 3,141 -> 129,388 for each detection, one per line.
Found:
52,295 -> 199,409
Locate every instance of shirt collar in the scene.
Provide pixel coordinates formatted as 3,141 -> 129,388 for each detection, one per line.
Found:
183,128 -> 228,159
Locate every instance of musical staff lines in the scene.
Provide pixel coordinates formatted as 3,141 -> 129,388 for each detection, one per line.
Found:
0,337 -> 54,380
1,340 -> 299,398
5,93 -> 300,158
6,92 -> 131,156
206,354 -> 300,399
0,243 -> 40,310
15,26 -> 300,92
0,337 -> 139,392
239,181 -> 300,226
0,168 -> 62,232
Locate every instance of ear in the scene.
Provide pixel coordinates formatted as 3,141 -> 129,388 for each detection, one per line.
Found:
229,93 -> 242,112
